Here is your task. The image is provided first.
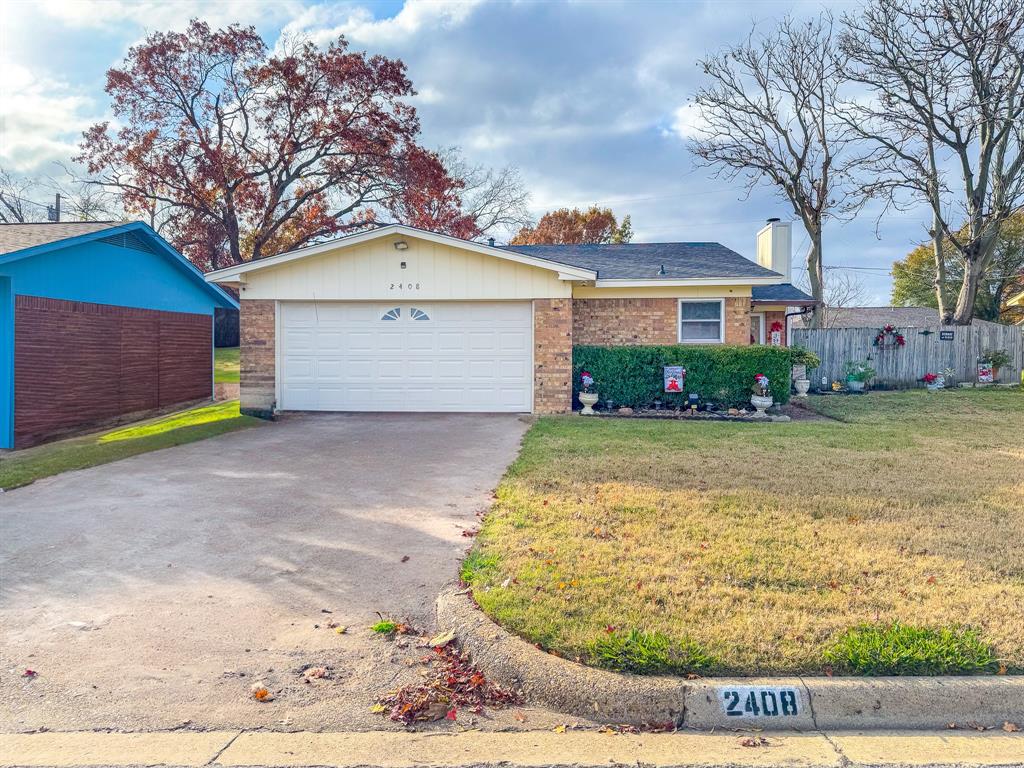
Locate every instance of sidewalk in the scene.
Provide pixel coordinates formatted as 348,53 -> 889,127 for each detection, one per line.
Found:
2,729 -> 1023,767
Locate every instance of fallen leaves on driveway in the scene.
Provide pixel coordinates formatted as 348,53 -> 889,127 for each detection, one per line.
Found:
375,645 -> 519,723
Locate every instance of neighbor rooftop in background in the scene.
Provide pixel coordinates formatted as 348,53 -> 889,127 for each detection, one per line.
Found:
0,221 -> 122,256
500,241 -> 780,280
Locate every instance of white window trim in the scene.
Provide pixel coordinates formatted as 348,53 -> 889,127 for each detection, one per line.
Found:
751,311 -> 766,344
677,298 -> 725,344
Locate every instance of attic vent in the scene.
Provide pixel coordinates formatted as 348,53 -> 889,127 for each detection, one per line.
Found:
98,230 -> 160,255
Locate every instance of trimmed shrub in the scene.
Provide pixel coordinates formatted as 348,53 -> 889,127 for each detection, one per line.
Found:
824,623 -> 998,676
573,344 -> 793,409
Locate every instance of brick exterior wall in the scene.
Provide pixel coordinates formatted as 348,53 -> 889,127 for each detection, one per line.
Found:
572,296 -> 753,347
13,295 -> 211,448
533,298 -> 573,413
724,296 -> 752,345
239,299 -> 276,417
572,298 -> 677,345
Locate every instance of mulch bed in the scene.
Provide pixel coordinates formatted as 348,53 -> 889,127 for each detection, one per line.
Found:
584,401 -> 831,423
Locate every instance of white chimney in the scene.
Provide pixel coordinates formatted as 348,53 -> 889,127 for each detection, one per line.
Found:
756,218 -> 792,283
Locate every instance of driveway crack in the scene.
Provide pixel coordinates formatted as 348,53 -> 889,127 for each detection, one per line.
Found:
207,730 -> 244,765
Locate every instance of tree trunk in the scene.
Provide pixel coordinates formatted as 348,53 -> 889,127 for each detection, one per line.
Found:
805,223 -> 825,329
951,233 -> 999,325
931,214 -> 951,324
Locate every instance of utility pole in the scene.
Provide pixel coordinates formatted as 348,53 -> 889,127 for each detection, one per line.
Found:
47,193 -> 61,222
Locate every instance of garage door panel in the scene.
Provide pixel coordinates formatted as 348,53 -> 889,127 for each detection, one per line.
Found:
280,301 -> 531,412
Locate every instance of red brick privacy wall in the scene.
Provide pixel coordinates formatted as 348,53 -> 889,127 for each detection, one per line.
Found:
14,296 -> 212,448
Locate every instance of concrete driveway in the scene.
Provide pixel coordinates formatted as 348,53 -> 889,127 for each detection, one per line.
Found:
0,413 -> 534,732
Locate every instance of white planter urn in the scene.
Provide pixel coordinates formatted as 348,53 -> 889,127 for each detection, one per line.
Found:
578,391 -> 599,415
794,379 -> 811,397
847,379 -> 866,393
750,394 -> 773,417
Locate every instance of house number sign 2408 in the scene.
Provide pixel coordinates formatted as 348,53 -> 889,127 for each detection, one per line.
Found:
718,686 -> 802,718
389,282 -> 421,291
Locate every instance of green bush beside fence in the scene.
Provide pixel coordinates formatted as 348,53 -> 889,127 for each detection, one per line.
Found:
572,345 -> 793,409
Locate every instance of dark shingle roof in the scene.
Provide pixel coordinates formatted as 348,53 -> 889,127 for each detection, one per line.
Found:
752,283 -> 816,303
0,221 -> 121,256
500,242 -> 779,280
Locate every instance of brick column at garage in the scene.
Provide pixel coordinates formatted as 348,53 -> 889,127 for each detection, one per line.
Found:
533,298 -> 573,413
239,299 -> 276,418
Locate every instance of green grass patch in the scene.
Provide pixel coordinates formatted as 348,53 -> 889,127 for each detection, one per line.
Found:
371,620 -> 399,635
824,623 -> 998,676
464,388 -> 1024,676
215,347 -> 240,383
0,401 -> 261,490
460,550 -> 500,584
588,629 -> 717,675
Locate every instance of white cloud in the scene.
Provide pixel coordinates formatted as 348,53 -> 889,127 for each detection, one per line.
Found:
281,0 -> 483,48
0,61 -> 97,173
33,0 -> 303,32
668,102 -> 705,141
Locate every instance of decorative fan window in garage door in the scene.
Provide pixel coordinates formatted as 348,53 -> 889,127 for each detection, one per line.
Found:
381,307 -> 401,321
410,307 -> 430,321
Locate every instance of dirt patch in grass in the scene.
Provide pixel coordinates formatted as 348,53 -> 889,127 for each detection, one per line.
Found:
464,388 -> 1024,676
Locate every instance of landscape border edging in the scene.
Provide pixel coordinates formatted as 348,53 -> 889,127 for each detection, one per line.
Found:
436,587 -> 1024,730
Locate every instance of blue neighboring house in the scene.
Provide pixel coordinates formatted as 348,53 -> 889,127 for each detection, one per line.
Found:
0,221 -> 237,449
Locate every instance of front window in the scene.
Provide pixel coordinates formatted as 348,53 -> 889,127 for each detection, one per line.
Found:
678,300 -> 724,344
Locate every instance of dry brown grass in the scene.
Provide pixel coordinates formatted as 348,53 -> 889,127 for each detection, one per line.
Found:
466,388 -> 1024,675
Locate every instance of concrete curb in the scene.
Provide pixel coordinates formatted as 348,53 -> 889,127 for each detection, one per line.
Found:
436,587 -> 1024,731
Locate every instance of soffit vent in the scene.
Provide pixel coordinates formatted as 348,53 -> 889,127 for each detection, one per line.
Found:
98,229 -> 160,255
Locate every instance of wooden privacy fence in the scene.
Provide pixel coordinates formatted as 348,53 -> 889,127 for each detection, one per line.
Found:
791,324 -> 1024,389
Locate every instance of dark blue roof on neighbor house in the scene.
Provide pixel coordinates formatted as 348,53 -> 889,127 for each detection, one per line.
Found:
501,242 -> 780,280
751,283 -> 816,303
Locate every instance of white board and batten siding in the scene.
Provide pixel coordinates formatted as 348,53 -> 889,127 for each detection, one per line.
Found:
237,236 -> 571,301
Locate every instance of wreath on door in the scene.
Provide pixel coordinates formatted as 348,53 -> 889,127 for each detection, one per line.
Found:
873,324 -> 906,349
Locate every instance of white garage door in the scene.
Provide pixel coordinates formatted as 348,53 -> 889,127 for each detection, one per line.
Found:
279,301 -> 532,412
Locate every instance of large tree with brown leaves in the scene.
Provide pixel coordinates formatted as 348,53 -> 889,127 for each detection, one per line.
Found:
77,20 -> 445,270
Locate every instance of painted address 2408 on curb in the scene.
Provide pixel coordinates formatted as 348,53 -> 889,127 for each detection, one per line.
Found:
718,686 -> 802,718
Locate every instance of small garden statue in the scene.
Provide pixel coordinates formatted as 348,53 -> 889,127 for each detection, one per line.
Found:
750,373 -> 773,417
578,370 -> 599,415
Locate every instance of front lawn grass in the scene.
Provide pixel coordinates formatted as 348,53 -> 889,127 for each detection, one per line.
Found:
215,346 -> 240,383
0,400 -> 261,490
464,388 -> 1024,676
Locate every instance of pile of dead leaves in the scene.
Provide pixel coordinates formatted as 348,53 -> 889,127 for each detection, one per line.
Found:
375,645 -> 520,723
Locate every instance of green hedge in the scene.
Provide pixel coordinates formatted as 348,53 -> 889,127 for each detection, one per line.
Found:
573,345 -> 793,409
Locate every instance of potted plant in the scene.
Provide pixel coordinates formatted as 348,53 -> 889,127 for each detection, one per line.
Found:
578,370 -> 599,415
750,373 -> 773,417
982,348 -> 1011,381
790,346 -> 820,397
843,360 -> 876,393
921,372 -> 944,391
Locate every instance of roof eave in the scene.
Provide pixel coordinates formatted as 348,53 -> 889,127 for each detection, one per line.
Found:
593,276 -> 783,288
205,224 -> 598,283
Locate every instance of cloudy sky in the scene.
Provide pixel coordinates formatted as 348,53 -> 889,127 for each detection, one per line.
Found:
0,0 -> 928,301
